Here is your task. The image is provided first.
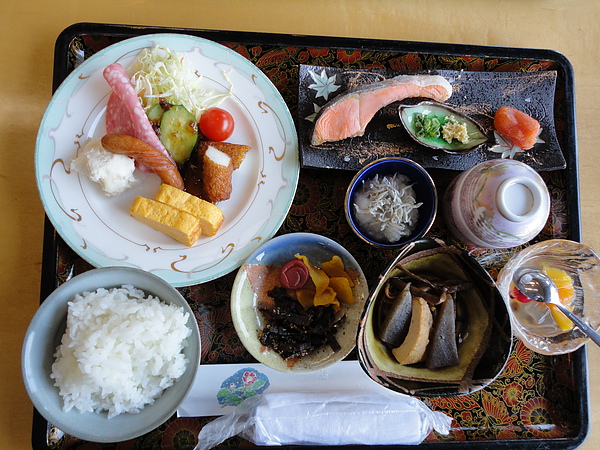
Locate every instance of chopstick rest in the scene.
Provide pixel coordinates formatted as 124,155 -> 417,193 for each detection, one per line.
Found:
194,391 -> 452,448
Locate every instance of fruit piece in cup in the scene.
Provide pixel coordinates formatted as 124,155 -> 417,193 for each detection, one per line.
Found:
510,284 -> 532,303
510,266 -> 575,332
543,266 -> 575,332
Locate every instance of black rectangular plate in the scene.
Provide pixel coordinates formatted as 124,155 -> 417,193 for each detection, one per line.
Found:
298,65 -> 566,172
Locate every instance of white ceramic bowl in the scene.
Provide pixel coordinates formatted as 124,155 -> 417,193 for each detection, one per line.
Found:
231,233 -> 369,373
21,267 -> 200,443
497,239 -> 600,355
345,157 -> 437,248
443,159 -> 550,248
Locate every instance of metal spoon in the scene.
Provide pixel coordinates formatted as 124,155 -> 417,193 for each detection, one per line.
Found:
513,268 -> 600,346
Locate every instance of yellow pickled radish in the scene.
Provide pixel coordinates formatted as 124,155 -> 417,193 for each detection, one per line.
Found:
542,266 -> 576,331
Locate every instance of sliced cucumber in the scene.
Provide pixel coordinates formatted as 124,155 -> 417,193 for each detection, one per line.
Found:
147,103 -> 166,121
159,105 -> 199,165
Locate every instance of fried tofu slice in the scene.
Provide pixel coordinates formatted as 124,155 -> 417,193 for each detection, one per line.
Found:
154,184 -> 224,237
197,141 -> 250,170
190,141 -> 250,203
202,146 -> 234,203
130,196 -> 202,246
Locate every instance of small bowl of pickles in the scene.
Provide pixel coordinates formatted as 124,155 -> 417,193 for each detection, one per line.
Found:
230,233 -> 369,373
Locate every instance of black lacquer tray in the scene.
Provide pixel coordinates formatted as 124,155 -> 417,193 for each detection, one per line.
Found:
33,22 -> 586,449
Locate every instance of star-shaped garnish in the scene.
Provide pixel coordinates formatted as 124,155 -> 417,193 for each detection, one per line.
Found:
305,103 -> 322,122
308,69 -> 340,100
489,130 -> 545,159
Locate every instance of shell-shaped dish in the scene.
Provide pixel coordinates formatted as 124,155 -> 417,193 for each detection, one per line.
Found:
356,238 -> 512,397
399,102 -> 488,154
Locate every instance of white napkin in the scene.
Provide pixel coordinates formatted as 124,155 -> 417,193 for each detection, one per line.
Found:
195,391 -> 452,448
177,361 -> 405,418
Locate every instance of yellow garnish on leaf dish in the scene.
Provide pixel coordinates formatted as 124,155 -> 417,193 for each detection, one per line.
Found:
542,266 -> 576,331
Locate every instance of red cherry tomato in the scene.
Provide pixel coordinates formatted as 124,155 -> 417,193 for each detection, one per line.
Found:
280,259 -> 309,290
199,107 -> 235,141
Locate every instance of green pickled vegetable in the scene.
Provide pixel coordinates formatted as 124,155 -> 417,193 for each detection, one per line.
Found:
399,102 -> 489,154
413,113 -> 441,139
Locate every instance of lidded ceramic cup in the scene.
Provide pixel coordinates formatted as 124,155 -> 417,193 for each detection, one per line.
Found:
443,159 -> 550,248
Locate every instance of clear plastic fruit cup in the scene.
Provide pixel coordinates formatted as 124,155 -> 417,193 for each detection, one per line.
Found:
496,239 -> 600,355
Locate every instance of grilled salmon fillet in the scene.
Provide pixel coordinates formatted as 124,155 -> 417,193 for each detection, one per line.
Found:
311,74 -> 452,145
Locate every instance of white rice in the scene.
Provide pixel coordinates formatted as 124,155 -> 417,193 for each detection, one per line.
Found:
51,285 -> 191,418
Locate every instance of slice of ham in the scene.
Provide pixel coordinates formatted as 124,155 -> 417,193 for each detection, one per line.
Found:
103,63 -> 176,166
106,93 -> 135,136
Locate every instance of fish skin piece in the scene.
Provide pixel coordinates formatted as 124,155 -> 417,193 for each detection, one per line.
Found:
311,74 -> 453,146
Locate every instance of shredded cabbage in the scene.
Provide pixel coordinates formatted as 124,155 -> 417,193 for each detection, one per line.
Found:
129,43 -> 231,121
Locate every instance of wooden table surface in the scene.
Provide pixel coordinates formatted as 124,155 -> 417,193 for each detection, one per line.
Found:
3,1 -> 599,448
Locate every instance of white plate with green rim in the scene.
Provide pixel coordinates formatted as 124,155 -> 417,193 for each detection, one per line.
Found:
35,33 -> 299,287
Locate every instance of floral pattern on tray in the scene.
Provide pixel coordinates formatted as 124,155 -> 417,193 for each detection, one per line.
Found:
42,31 -> 582,449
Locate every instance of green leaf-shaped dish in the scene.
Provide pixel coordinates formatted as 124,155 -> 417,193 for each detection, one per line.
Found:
399,101 -> 489,154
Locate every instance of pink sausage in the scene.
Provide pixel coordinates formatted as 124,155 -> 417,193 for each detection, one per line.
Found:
101,134 -> 184,190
